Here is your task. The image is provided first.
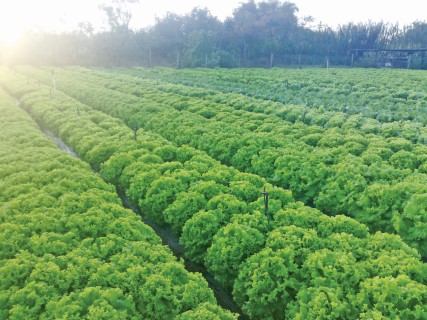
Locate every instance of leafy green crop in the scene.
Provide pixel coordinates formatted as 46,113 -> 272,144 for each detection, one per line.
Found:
0,86 -> 234,319
20,66 -> 427,256
2,68 -> 426,320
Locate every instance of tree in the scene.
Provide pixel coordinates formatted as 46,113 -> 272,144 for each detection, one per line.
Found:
230,0 -> 299,66
150,13 -> 186,68
181,8 -> 222,67
401,21 -> 427,48
100,0 -> 139,33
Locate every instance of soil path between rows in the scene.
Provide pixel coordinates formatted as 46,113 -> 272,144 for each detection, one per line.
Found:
35,113 -> 246,318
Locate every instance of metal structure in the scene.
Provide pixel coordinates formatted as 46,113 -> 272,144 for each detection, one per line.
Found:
349,48 -> 427,69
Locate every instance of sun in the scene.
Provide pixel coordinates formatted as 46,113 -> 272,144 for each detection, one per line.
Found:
0,23 -> 22,48
0,1 -> 30,48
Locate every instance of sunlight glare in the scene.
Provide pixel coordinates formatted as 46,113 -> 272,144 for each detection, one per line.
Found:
0,3 -> 26,47
0,28 -> 23,48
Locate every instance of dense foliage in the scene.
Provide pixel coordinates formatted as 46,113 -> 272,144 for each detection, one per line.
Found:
127,67 -> 427,127
0,87 -> 235,319
17,66 -> 427,258
1,68 -> 426,319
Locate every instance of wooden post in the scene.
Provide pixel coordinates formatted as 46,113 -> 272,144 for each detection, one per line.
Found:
176,51 -> 180,69
326,57 -> 329,69
51,70 -> 56,96
205,53 -> 208,68
262,187 -> 269,223
302,109 -> 308,123
351,53 -> 354,66
243,41 -> 248,67
270,52 -> 274,68
407,54 -> 412,69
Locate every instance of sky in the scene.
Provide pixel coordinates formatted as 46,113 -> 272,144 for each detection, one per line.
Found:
0,0 -> 426,45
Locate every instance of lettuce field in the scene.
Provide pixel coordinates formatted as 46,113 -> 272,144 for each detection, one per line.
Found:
1,67 -> 426,319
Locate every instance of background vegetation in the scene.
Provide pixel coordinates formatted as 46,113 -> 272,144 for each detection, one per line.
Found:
2,0 -> 427,68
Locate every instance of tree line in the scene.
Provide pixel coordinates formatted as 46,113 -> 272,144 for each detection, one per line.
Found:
3,0 -> 427,68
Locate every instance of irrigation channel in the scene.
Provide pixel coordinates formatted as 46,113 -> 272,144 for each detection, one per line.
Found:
43,130 -> 79,158
25,106 -> 246,318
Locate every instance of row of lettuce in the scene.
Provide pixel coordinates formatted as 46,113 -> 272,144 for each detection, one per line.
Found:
20,66 -> 427,258
0,87 -> 236,319
126,67 -> 427,128
2,69 -> 426,319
